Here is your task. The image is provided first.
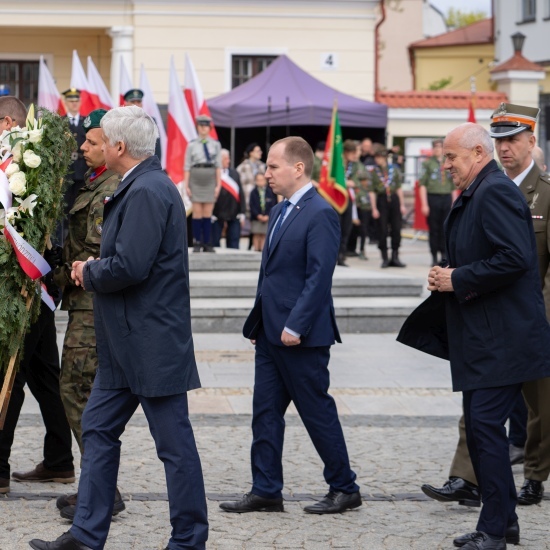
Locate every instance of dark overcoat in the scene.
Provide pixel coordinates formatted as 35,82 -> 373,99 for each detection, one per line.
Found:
83,156 -> 200,397
399,160 -> 550,391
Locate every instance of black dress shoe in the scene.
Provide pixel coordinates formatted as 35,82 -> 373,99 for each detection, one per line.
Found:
219,492 -> 284,513
509,444 -> 525,465
459,531 -> 506,549
303,490 -> 362,514
29,531 -> 93,550
453,521 -> 520,546
421,477 -> 480,507
518,478 -> 544,505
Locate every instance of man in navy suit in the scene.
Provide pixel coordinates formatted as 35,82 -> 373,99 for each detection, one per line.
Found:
219,137 -> 361,515
29,106 -> 208,550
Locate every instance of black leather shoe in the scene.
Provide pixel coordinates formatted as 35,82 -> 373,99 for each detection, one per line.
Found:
453,522 -> 520,546
458,531 -> 506,549
29,531 -> 93,550
219,492 -> 284,513
518,478 -> 544,505
303,491 -> 362,514
509,444 -> 525,465
59,488 -> 125,521
421,477 -> 480,507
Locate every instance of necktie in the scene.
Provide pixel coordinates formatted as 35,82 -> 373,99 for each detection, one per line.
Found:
269,200 -> 290,251
202,140 -> 211,162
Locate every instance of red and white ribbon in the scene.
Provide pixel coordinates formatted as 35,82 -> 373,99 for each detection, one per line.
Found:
221,172 -> 240,203
39,282 -> 56,311
3,220 -> 51,280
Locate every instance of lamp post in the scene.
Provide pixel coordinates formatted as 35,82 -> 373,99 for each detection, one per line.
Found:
512,32 -> 526,54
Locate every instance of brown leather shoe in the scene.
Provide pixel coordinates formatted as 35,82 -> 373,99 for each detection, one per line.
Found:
0,477 -> 9,494
12,462 -> 75,483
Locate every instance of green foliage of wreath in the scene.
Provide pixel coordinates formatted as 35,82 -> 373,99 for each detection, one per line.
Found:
0,108 -> 75,373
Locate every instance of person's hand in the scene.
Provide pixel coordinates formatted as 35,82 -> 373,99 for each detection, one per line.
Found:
352,218 -> 361,226
371,208 -> 380,219
281,330 -> 300,346
400,204 -> 407,217
71,256 -> 95,288
185,185 -> 192,198
43,245 -> 63,270
421,205 -> 430,217
427,266 -> 454,292
346,179 -> 355,188
214,186 -> 221,200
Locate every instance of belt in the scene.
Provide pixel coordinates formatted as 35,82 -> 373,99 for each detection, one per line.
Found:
192,163 -> 215,168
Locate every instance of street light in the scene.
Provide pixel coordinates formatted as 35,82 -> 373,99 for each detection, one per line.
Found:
512,32 -> 526,54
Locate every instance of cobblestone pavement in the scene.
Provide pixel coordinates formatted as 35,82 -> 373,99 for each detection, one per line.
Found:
2,241 -> 549,549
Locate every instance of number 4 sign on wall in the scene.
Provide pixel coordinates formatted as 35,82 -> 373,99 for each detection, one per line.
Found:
320,53 -> 339,71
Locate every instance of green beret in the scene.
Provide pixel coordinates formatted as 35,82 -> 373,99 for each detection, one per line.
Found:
123,88 -> 144,102
83,109 -> 108,132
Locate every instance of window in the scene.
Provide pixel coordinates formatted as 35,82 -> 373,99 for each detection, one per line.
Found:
521,0 -> 536,22
0,60 -> 39,104
231,56 -> 277,88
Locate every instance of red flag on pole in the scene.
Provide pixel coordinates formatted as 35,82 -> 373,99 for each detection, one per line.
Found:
87,57 -> 114,110
184,53 -> 218,139
37,56 -> 65,115
467,95 -> 476,123
70,50 -> 99,115
166,56 -> 197,185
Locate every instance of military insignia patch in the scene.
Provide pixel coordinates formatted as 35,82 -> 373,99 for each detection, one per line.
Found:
83,116 -> 91,129
94,217 -> 103,235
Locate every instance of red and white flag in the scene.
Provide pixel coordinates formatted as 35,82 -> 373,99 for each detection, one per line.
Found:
221,172 -> 240,203
39,283 -> 56,311
166,56 -> 197,185
37,56 -> 65,115
119,57 -> 133,106
184,53 -> 217,139
140,64 -> 167,168
70,50 -> 99,116
87,57 -> 114,110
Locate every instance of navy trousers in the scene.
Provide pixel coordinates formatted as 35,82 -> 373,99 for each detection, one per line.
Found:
463,384 -> 522,538
251,330 -> 358,499
70,372 -> 208,550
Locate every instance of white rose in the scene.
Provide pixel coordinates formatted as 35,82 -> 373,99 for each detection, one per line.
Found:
11,141 -> 22,162
8,171 -> 26,196
27,128 -> 43,144
4,162 -> 19,177
23,149 -> 41,169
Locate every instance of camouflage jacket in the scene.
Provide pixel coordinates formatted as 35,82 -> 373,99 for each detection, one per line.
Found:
54,167 -> 120,311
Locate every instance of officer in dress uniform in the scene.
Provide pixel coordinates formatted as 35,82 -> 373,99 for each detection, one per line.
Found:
60,88 -> 87,244
184,114 -> 221,252
123,88 -> 162,161
368,144 -> 406,268
419,139 -> 456,266
51,109 -> 125,521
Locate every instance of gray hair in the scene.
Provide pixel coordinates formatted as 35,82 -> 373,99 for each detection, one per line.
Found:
101,106 -> 158,159
455,123 -> 494,155
221,148 -> 230,158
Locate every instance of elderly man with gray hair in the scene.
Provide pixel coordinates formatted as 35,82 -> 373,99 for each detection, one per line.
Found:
29,106 -> 208,550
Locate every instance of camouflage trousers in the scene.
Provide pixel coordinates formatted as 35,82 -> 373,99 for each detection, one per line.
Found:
60,309 -> 98,456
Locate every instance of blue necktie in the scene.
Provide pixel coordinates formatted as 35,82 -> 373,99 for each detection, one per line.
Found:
269,200 -> 291,251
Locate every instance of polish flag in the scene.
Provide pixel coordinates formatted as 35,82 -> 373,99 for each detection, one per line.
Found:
166,56 -> 197,185
37,56 -> 65,115
87,57 -> 114,110
119,57 -> 133,106
140,64 -> 167,168
184,53 -> 217,139
467,94 -> 476,123
70,50 -> 99,116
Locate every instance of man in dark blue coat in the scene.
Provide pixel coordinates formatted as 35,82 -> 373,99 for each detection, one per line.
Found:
426,123 -> 550,549
219,137 -> 360,516
29,106 -> 208,550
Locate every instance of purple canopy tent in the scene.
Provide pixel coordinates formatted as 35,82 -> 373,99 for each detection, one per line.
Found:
208,55 -> 387,162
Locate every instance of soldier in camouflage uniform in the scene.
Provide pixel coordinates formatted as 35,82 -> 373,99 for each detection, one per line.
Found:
52,109 -> 125,521
419,138 -> 455,266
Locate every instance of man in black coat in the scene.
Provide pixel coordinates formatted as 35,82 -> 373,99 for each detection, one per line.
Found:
212,148 -> 245,248
29,106 -> 208,550
402,123 -> 550,550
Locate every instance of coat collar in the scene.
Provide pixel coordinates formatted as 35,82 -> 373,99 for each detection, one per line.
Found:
451,159 -> 500,210
519,163 -> 542,196
112,156 -> 161,199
